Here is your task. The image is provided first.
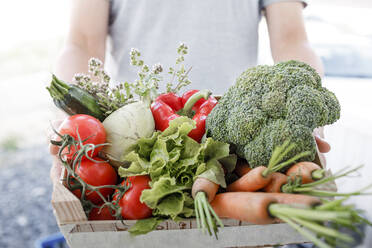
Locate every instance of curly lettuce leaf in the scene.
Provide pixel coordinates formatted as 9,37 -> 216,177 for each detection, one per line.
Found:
196,159 -> 227,188
160,116 -> 195,137
219,153 -> 238,173
128,217 -> 164,236
119,116 -> 231,223
202,137 -> 230,161
140,176 -> 189,209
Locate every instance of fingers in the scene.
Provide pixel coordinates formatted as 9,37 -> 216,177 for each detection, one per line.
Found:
49,143 -> 60,156
50,156 -> 63,184
315,135 -> 331,153
47,119 -> 64,155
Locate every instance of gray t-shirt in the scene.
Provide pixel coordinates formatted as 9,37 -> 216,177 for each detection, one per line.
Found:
107,0 -> 306,94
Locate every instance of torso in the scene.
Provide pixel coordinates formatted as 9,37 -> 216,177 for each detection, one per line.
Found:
107,0 -> 263,94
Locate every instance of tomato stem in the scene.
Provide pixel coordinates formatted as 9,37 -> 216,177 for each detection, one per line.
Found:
52,129 -> 130,219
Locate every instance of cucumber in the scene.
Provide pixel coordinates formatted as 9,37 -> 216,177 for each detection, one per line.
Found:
46,75 -> 105,121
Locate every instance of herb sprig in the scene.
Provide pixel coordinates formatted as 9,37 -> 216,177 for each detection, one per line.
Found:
76,43 -> 192,117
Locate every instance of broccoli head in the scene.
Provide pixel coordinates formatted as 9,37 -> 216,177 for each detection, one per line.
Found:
206,60 -> 340,168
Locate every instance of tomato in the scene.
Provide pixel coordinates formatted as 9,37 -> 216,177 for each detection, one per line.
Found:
113,175 -> 153,220
88,205 -> 116,221
72,158 -> 117,204
58,114 -> 106,160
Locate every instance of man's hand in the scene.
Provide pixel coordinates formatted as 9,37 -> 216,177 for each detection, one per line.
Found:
313,127 -> 331,153
47,119 -> 64,184
315,135 -> 331,153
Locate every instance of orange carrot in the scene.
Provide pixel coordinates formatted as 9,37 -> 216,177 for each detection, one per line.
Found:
227,141 -> 312,193
267,193 -> 321,207
212,191 -> 360,247
234,159 -> 252,177
211,192 -> 277,224
263,172 -> 288,193
192,177 -> 219,202
286,162 -> 324,184
227,166 -> 272,192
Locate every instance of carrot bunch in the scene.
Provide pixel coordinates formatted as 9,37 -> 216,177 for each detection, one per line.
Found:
228,140 -> 311,193
191,140 -> 372,247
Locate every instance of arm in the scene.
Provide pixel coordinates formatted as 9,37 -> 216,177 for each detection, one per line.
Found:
264,2 -> 329,154
264,2 -> 324,76
49,0 -> 110,177
55,0 -> 109,82
51,0 -> 109,123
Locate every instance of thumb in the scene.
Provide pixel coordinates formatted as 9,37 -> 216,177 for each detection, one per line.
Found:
314,135 -> 331,153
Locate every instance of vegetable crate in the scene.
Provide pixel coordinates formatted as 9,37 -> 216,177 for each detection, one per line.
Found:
52,148 -> 329,248
52,179 -> 311,248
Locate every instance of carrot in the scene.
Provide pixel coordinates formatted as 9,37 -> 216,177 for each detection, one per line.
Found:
192,177 -> 223,238
227,166 -> 272,192
211,192 -> 361,247
286,161 -> 324,184
227,141 -> 311,193
211,192 -> 318,224
282,165 -> 371,198
267,192 -> 321,207
192,177 -> 219,202
211,192 -> 277,224
234,159 -> 251,177
263,172 -> 288,193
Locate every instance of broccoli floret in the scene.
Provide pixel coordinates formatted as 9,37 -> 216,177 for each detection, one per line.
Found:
206,60 -> 340,168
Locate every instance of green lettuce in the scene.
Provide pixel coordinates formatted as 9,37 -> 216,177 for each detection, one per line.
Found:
119,117 -> 230,234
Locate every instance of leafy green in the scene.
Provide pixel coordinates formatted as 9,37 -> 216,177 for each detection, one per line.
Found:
119,116 -> 230,234
140,176 -> 189,209
128,217 -> 164,235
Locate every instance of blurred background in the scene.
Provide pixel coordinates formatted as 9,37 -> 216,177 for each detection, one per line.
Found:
0,0 -> 371,247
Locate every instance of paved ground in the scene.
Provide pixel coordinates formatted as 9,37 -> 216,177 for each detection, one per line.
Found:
0,146 -> 60,248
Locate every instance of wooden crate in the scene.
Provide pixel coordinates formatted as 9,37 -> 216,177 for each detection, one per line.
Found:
52,149 -> 331,248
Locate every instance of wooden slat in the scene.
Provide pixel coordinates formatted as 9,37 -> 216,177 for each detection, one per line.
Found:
62,223 -> 309,248
51,179 -> 87,224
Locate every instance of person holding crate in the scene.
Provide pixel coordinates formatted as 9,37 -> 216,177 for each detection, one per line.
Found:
48,1 -> 333,246
50,0 -> 330,157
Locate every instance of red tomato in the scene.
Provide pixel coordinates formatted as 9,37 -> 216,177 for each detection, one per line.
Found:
113,175 -> 152,220
88,205 -> 116,221
72,158 -> 117,204
58,114 -> 106,160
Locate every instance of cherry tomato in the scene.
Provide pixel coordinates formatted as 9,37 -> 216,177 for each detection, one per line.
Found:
88,205 -> 116,221
72,158 -> 117,204
113,175 -> 152,220
57,114 -> 106,160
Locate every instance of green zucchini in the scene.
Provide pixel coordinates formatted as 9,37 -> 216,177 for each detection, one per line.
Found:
46,75 -> 105,121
